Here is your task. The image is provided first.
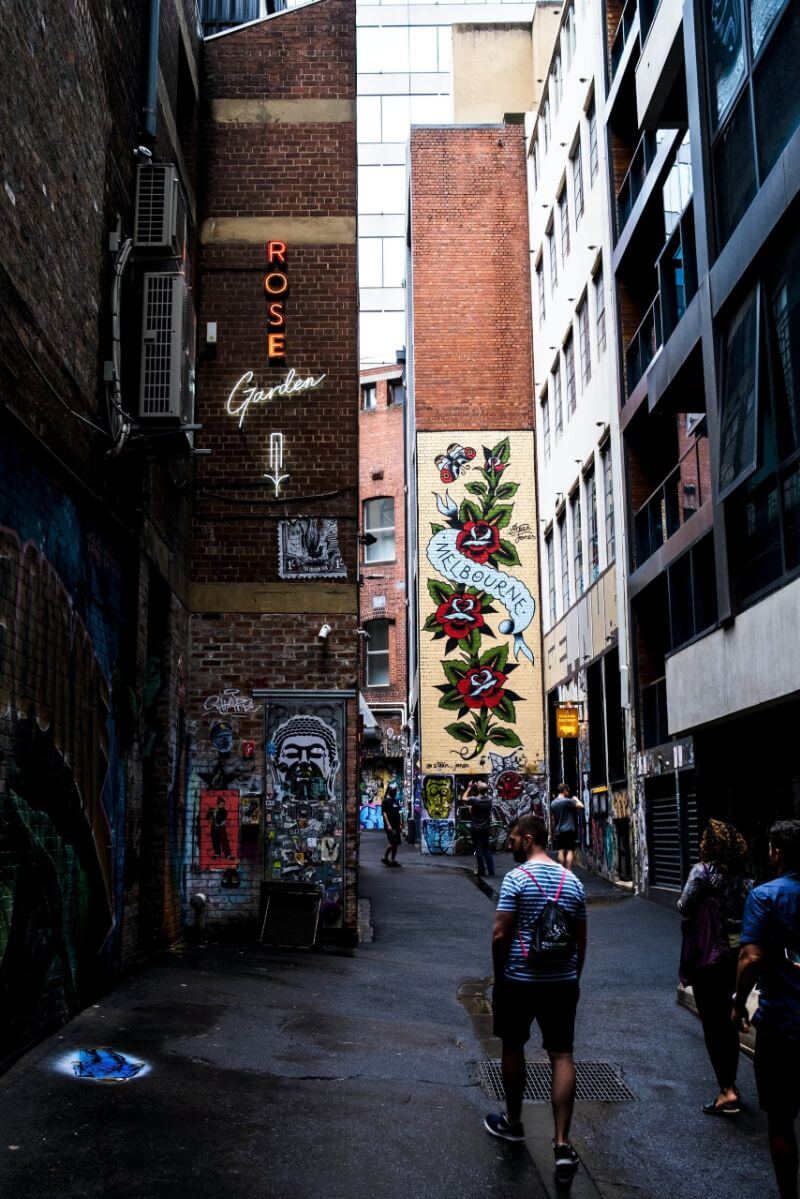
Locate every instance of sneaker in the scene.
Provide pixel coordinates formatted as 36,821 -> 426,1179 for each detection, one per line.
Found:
388,859 -> 402,867
483,1112 -> 525,1143
553,1142 -> 579,1180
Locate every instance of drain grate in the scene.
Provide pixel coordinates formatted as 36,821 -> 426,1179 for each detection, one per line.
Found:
480,1060 -> 635,1103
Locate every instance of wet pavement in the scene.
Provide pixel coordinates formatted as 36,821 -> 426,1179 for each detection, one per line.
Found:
0,833 -> 776,1198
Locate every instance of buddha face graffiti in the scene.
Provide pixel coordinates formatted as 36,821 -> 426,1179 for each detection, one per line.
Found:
272,715 -> 339,807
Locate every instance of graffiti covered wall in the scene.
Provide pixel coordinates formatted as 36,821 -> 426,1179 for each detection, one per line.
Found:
0,441 -> 134,1061
416,431 -> 544,777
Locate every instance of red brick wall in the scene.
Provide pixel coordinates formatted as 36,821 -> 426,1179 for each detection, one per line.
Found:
359,370 -> 407,707
410,125 -> 535,432
191,0 -> 359,941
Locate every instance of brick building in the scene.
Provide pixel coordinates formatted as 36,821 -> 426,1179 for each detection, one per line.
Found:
358,363 -> 409,832
406,122 -> 545,857
188,0 -> 359,945
0,0 -> 358,1066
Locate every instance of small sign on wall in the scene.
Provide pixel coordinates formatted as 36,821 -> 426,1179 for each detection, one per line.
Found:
556,706 -> 580,738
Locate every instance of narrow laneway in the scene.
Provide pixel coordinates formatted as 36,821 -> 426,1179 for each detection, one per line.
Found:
0,841 -> 775,1198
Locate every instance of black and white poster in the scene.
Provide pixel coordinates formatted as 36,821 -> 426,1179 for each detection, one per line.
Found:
277,518 -> 346,579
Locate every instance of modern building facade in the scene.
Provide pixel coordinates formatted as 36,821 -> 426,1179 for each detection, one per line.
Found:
406,121 -> 546,856
358,363 -> 410,832
527,0 -> 635,884
603,0 -> 800,894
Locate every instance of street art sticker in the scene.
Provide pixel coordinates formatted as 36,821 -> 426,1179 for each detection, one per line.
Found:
263,696 -> 346,929
199,790 -> 240,870
420,775 -> 455,855
278,518 -> 346,580
416,431 -> 544,774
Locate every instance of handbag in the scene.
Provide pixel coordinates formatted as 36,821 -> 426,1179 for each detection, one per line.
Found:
679,894 -> 726,984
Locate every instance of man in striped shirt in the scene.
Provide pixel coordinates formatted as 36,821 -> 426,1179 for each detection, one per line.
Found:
484,814 -> 587,1182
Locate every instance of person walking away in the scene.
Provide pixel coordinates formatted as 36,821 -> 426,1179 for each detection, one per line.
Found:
466,780 -> 495,878
381,782 -> 403,868
550,783 -> 584,870
484,814 -> 587,1184
677,819 -> 752,1115
733,820 -> 800,1199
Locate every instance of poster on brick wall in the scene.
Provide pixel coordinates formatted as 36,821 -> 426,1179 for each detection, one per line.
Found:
416,431 -> 544,776
198,790 -> 240,870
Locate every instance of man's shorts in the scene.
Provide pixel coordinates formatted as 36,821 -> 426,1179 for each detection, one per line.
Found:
385,827 -> 401,846
554,831 -> 577,852
492,978 -> 580,1053
754,1025 -> 800,1118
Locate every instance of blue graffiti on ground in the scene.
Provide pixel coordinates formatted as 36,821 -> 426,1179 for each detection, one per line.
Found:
67,1048 -> 147,1082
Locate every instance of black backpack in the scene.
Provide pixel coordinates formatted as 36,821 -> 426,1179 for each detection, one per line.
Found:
517,866 -> 576,962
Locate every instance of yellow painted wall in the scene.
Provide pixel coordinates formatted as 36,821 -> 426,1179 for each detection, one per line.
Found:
416,431 -> 544,774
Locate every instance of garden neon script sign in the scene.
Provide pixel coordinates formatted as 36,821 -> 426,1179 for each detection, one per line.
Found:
224,240 -> 326,428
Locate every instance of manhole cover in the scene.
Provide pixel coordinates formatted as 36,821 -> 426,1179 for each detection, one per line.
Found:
480,1060 -> 635,1103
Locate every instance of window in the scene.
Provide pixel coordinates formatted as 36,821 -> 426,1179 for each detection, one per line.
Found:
542,100 -> 550,152
586,464 -> 599,582
531,136 -> 540,192
363,497 -> 395,562
552,55 -> 562,112
361,383 -> 377,411
558,511 -> 570,612
571,491 -> 584,598
536,257 -> 546,325
558,187 -> 570,263
571,134 -> 584,226
548,225 -> 558,292
706,0 -> 799,252
718,288 -> 760,500
602,442 -> 615,563
564,3 -> 576,68
565,333 -> 577,415
546,530 -> 557,625
365,620 -> 390,687
587,96 -> 598,183
595,265 -> 606,356
388,379 -> 405,407
541,389 -> 551,463
577,295 -> 591,387
553,360 -> 563,439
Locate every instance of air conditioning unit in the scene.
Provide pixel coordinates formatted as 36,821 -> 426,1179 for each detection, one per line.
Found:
139,272 -> 196,423
134,164 -> 187,258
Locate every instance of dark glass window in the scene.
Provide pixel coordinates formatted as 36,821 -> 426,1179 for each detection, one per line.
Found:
536,258 -> 546,324
595,266 -> 606,356
565,334 -> 577,415
586,465 -> 599,581
578,296 -> 591,387
753,0 -> 800,181
750,0 -> 790,55
553,361 -> 563,438
603,443 -> 615,562
718,287 -> 759,500
706,0 -> 746,128
541,391 -> 551,463
587,97 -> 598,182
548,226 -> 558,292
365,619 -> 390,687
713,95 -> 757,245
559,187 -> 570,263
546,531 -> 557,625
571,134 -> 584,226
571,491 -> 584,598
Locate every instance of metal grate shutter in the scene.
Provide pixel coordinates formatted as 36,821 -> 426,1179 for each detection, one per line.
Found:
649,790 -> 682,889
141,275 -> 176,416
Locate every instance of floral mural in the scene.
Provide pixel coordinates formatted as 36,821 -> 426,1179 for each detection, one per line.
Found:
417,431 -> 544,775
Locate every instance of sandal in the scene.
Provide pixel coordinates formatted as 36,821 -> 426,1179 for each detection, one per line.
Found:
701,1097 -> 740,1116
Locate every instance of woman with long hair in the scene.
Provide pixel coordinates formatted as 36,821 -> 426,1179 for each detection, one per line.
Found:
678,819 -> 753,1116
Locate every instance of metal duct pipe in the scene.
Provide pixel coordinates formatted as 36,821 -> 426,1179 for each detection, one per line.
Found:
143,0 -> 160,143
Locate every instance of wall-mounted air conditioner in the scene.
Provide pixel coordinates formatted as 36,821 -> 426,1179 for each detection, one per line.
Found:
139,272 -> 196,423
134,164 -> 187,258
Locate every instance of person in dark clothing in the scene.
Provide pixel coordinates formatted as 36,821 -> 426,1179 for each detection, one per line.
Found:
678,819 -> 752,1116
550,783 -> 584,870
381,782 -> 403,868
734,820 -> 800,1199
465,780 -> 495,878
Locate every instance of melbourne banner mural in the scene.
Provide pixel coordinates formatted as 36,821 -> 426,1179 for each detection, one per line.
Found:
416,431 -> 544,776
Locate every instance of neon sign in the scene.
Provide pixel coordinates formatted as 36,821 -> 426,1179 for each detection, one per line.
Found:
226,368 -> 326,428
264,432 -> 289,498
265,240 -> 287,361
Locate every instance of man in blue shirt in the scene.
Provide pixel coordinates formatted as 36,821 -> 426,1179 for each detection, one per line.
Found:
484,813 -> 587,1183
734,820 -> 800,1199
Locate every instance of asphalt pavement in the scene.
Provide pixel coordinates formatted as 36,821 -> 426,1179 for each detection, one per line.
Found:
0,833 -> 777,1199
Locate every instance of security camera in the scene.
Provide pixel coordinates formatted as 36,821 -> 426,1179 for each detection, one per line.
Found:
134,145 -> 153,160
317,623 -> 331,642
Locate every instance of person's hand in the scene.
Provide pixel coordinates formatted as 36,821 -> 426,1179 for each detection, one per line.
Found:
731,999 -> 750,1032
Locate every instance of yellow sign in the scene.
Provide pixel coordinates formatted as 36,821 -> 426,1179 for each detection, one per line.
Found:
556,706 -> 580,738
416,430 -> 544,774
